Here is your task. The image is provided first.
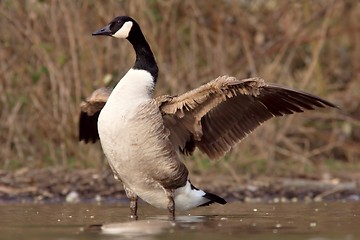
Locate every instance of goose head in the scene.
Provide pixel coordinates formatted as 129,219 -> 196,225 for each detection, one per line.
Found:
92,16 -> 137,39
92,16 -> 159,83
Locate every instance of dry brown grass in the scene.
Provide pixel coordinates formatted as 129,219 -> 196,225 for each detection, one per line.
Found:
0,0 -> 359,177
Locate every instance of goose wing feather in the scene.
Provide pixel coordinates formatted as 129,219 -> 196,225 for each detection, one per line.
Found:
157,76 -> 337,159
79,87 -> 112,143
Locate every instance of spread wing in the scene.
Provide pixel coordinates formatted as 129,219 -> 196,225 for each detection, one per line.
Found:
79,87 -> 112,143
157,76 -> 337,159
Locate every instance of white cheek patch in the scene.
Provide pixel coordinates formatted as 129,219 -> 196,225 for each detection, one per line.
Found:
112,21 -> 133,38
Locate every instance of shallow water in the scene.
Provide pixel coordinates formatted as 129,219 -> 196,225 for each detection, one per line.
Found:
1,202 -> 359,240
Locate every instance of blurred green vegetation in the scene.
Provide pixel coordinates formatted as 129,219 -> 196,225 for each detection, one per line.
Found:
0,0 -> 359,179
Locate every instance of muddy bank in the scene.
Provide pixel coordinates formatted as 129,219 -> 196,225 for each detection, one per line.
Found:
0,168 -> 359,204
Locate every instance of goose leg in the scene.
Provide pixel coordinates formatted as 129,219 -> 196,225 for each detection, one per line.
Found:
166,189 -> 175,221
129,196 -> 138,219
124,185 -> 138,220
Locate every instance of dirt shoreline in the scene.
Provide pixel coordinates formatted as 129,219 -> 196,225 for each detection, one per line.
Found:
0,168 -> 359,204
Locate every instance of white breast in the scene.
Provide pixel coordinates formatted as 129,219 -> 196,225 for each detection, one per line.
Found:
108,68 -> 154,103
98,68 -> 154,134
97,68 -> 155,165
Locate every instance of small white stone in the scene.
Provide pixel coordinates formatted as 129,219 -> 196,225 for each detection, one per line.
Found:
65,191 -> 80,203
94,194 -> 102,202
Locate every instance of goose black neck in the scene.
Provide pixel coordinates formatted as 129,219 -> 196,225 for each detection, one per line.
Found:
127,27 -> 158,83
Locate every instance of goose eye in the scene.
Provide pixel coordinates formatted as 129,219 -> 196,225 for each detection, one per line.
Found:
109,22 -> 119,32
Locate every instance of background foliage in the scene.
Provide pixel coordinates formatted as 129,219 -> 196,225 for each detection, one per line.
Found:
0,0 -> 359,178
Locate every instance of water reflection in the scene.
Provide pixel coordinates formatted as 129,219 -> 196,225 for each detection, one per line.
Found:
94,215 -> 207,239
100,220 -> 172,239
0,202 -> 359,240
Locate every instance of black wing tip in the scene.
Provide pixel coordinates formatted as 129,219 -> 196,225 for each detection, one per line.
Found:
79,131 -> 100,144
78,111 -> 100,144
267,84 -> 339,110
320,99 -> 339,109
179,136 -> 196,156
296,91 -> 339,109
79,137 -> 98,144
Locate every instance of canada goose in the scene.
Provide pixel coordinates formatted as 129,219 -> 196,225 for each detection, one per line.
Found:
80,16 -> 336,220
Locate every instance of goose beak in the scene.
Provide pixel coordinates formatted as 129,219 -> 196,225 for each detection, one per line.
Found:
92,24 -> 112,36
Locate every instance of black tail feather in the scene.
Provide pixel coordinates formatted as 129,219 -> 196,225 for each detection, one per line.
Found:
189,181 -> 227,207
199,191 -> 227,207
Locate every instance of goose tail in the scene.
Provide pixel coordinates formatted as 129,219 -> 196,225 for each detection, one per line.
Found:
200,191 -> 227,207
